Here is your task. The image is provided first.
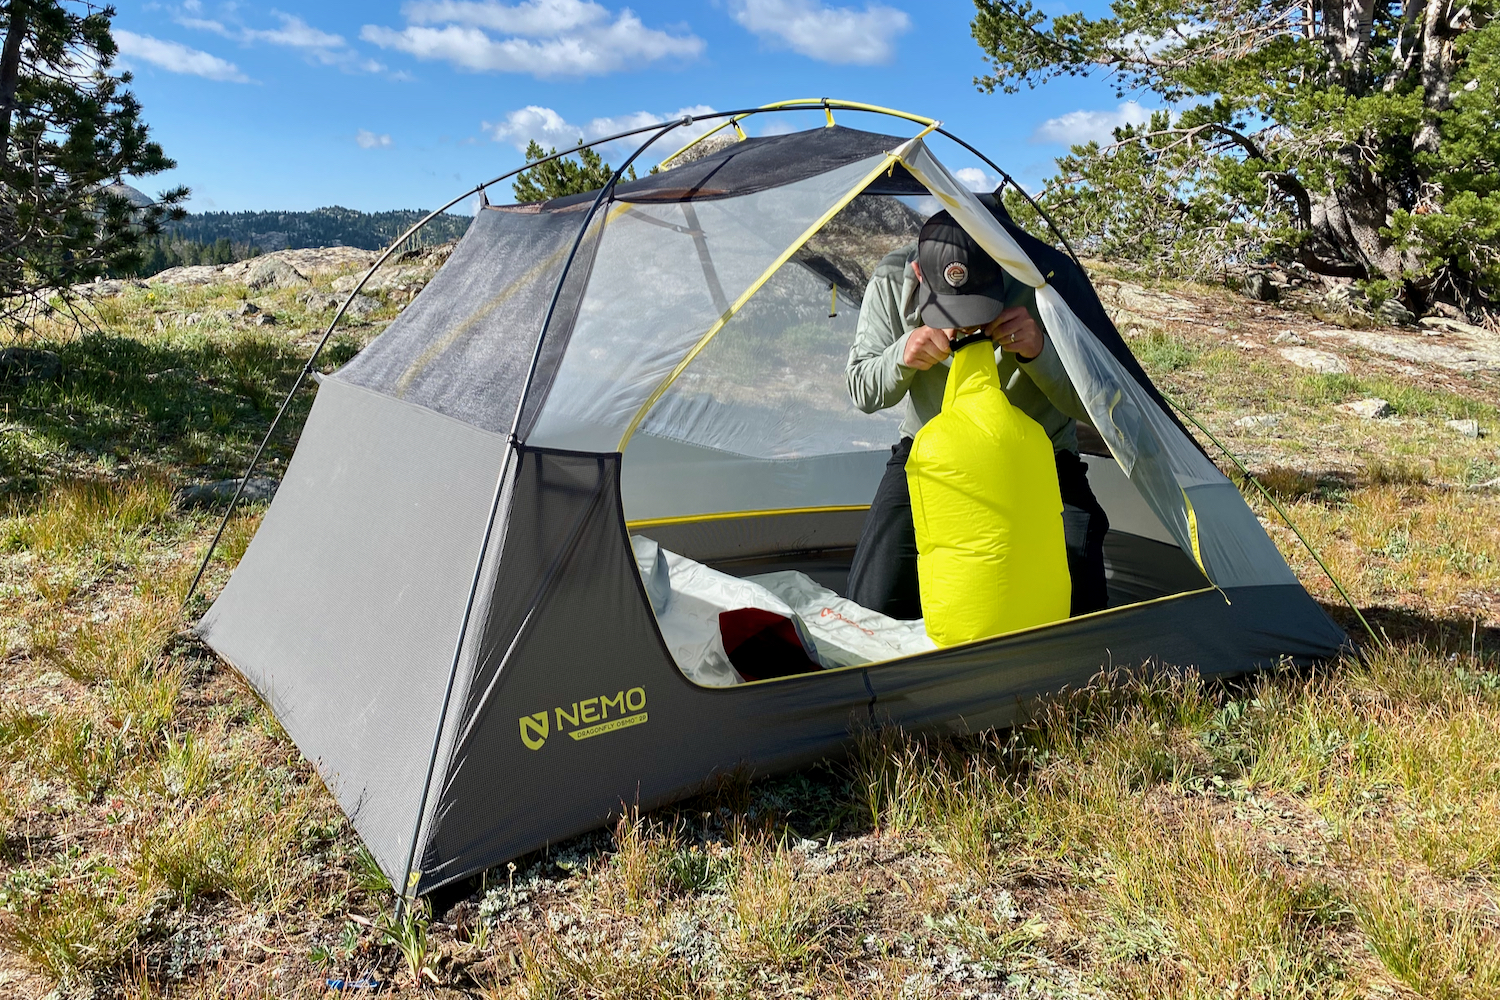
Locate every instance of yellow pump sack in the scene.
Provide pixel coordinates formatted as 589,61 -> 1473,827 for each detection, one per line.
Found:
907,340 -> 1071,646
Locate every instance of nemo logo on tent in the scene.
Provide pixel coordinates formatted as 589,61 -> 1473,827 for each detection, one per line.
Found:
519,712 -> 550,750
519,687 -> 647,751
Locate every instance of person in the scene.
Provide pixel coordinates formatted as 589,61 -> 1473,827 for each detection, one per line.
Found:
844,210 -> 1109,620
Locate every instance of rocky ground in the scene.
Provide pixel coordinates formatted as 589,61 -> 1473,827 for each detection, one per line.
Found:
0,248 -> 1498,998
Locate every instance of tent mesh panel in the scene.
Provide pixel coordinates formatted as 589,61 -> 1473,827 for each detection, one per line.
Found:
541,126 -> 913,207
526,154 -> 897,453
337,205 -> 603,436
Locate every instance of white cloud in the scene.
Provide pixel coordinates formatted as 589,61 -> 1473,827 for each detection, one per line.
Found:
953,167 -> 999,192
114,30 -> 250,82
245,14 -> 345,51
756,119 -> 798,137
174,9 -> 390,74
729,0 -> 910,65
404,0 -> 610,34
485,104 -> 720,155
1031,101 -> 1154,147
362,1 -> 703,77
176,16 -> 233,37
356,130 -> 393,149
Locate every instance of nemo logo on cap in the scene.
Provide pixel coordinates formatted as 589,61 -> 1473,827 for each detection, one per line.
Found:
943,262 -> 969,288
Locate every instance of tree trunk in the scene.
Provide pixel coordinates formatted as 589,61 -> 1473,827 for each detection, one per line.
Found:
1319,0 -> 1377,75
1414,0 -> 1455,153
0,0 -> 27,165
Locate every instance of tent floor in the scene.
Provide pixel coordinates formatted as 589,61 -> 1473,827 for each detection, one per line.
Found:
703,529 -> 1208,612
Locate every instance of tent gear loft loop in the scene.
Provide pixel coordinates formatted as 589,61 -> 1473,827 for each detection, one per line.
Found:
187,103 -> 1350,914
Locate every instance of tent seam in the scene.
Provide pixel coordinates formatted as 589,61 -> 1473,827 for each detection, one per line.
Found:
615,149 -> 914,453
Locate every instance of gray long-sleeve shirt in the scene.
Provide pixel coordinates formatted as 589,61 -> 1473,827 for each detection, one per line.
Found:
845,244 -> 1088,454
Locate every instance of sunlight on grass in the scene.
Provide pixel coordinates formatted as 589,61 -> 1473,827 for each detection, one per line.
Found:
1133,329 -> 1202,372
1358,874 -> 1500,999
18,475 -> 172,562
731,839 -> 835,971
8,263 -> 1500,995
1261,485 -> 1500,609
130,775 -> 318,908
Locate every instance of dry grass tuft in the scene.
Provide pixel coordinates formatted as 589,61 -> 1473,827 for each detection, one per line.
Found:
1357,875 -> 1500,999
130,774 -> 319,908
0,882 -> 144,987
18,475 -> 173,561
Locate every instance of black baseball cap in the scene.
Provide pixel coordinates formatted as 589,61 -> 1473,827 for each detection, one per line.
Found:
916,211 -> 1006,329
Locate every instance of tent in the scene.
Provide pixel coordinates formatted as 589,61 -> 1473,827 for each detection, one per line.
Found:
196,104 -> 1348,900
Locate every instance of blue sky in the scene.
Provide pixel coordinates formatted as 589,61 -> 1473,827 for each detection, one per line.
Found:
111,0 -> 1152,214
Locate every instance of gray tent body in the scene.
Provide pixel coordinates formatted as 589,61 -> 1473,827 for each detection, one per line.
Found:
198,125 -> 1346,895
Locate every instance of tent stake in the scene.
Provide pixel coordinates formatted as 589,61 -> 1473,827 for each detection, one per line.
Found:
1164,396 -> 1383,651
391,118 -> 695,924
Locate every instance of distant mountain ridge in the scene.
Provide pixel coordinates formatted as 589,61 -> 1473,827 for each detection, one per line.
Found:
166,206 -> 472,252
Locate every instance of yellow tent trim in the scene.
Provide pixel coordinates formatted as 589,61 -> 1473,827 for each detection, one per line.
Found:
616,143 -> 926,452
657,98 -> 937,169
685,586 -> 1221,691
626,504 -> 870,531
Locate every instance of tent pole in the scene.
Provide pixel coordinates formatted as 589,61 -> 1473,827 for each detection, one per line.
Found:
391,118 -> 696,923
179,114 -> 767,611
181,101 -> 1071,610
933,128 -> 1087,273
1164,396 -> 1383,650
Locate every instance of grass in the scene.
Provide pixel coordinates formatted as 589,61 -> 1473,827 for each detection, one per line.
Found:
1357,875 -> 1500,999
4,261 -> 1500,996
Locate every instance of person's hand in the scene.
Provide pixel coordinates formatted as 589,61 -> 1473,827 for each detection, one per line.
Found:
985,306 -> 1043,360
902,325 -> 952,370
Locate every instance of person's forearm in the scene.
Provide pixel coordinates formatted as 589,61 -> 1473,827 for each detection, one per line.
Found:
847,333 -> 917,413
1018,335 -> 1091,424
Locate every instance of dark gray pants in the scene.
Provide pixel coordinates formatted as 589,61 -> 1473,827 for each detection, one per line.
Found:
846,439 -> 1110,620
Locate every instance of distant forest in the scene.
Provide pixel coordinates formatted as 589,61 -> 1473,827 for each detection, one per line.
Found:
130,206 -> 472,277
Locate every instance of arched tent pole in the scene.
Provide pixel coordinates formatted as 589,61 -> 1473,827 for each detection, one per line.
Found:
392,117 -> 697,922
653,98 -> 1087,274
659,98 -> 935,167
180,114 -> 771,609
931,129 -> 1086,272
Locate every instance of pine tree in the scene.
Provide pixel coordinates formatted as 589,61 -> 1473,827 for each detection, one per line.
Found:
974,0 -> 1500,315
511,140 -> 636,204
0,1 -> 186,325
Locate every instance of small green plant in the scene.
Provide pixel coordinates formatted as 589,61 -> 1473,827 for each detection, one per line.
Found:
351,845 -> 392,898
380,898 -> 433,986
658,842 -> 735,896
1133,329 -> 1201,373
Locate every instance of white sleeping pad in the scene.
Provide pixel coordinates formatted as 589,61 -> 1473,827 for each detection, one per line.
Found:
631,535 -> 934,684
746,570 -> 935,667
